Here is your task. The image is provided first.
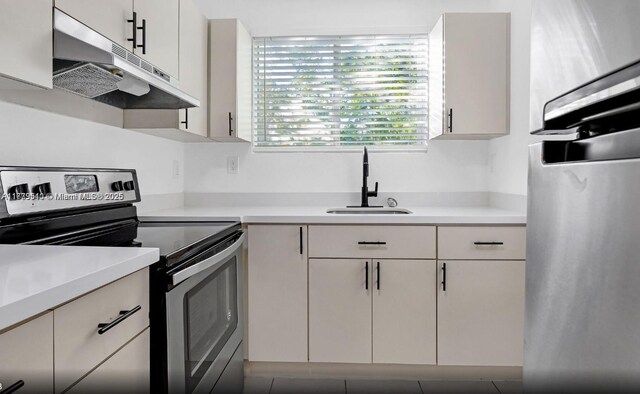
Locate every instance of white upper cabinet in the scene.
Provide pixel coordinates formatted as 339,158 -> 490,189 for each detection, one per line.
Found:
429,13 -> 510,139
55,0 -> 179,77
209,19 -> 252,142
123,0 -> 209,141
133,0 -> 179,77
55,0 -> 132,50
0,0 -> 53,89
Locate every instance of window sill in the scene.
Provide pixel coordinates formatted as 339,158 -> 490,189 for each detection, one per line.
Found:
251,145 -> 429,153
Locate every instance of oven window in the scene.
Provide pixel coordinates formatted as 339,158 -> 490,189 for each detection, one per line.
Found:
184,257 -> 238,393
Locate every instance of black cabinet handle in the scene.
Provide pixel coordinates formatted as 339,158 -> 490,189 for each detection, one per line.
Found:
365,261 -> 369,290
474,241 -> 504,246
97,305 -> 141,335
228,112 -> 234,136
441,263 -> 447,291
376,261 -> 380,290
358,241 -> 387,245
299,227 -> 303,255
447,108 -> 453,133
137,18 -> 147,54
181,108 -> 189,129
127,12 -> 138,49
0,380 -> 25,394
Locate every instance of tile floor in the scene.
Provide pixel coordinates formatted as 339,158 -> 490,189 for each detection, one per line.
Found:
243,377 -> 523,394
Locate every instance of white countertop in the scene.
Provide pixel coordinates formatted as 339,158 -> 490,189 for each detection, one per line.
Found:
139,205 -> 526,224
0,245 -> 159,331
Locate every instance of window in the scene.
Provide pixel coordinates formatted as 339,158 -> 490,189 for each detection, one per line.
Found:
253,35 -> 428,150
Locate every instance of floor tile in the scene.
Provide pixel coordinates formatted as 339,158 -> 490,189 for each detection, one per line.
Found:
419,380 -> 499,394
243,377 -> 273,394
346,379 -> 422,394
492,381 -> 523,394
270,378 -> 346,394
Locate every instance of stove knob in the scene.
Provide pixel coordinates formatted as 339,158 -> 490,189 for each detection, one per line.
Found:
123,180 -> 135,191
111,181 -> 124,191
7,183 -> 29,200
32,182 -> 52,196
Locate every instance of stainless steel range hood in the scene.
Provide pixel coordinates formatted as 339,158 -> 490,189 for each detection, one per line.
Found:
53,8 -> 199,109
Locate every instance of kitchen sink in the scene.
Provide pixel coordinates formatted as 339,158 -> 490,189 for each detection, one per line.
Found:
326,208 -> 413,215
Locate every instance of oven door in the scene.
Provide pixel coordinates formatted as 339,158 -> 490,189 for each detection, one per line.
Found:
165,233 -> 244,394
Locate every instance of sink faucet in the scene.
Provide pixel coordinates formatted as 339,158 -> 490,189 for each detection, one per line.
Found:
351,147 -> 382,208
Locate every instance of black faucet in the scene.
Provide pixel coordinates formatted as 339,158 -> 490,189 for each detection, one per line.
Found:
350,147 -> 382,208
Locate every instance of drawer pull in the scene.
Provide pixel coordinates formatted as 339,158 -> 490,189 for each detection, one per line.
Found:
365,261 -> 369,290
97,305 -> 142,335
358,241 -> 387,245
441,263 -> 447,292
474,241 -> 504,246
0,380 -> 25,394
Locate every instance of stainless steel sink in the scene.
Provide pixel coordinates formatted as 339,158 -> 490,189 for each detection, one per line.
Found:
326,208 -> 413,215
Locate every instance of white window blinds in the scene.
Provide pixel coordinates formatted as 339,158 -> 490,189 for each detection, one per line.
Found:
253,35 -> 428,149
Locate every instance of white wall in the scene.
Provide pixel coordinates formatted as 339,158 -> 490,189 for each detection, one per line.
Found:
487,0 -> 534,197
0,101 -> 184,196
188,0 -> 530,194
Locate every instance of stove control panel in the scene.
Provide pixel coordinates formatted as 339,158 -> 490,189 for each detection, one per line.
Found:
0,167 -> 141,218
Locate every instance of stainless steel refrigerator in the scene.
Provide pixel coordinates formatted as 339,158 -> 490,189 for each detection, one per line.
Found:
526,54 -> 640,393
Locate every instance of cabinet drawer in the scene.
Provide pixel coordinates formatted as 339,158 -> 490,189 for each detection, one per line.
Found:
308,226 -> 436,259
438,226 -> 526,260
0,313 -> 53,394
66,328 -> 150,393
54,268 -> 149,393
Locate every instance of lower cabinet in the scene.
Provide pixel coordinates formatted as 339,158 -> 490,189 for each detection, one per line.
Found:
373,260 -> 437,365
309,259 -> 372,363
248,225 -> 308,362
309,259 -> 437,365
66,328 -> 150,393
0,313 -> 54,394
437,260 -> 526,366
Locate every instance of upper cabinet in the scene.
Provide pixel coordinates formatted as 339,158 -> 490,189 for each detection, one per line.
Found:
209,19 -> 252,142
123,0 -> 209,141
0,0 -> 53,89
429,13 -> 510,140
55,0 -> 179,77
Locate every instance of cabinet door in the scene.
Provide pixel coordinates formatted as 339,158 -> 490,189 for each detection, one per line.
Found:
373,260 -> 437,365
0,313 -> 53,394
55,0 -> 133,50
178,0 -> 208,136
309,259 -> 372,363
133,0 -> 179,77
209,19 -> 252,142
443,13 -> 510,136
248,225 -> 308,362
437,260 -> 525,366
0,0 -> 52,89
66,328 -> 150,393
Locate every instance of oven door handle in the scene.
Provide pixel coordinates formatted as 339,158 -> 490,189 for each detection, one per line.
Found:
171,233 -> 245,285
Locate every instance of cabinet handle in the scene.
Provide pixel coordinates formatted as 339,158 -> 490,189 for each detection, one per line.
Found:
97,305 -> 141,335
474,241 -> 504,246
228,112 -> 234,136
365,261 -> 369,290
376,261 -> 380,290
441,263 -> 447,291
358,241 -> 386,245
181,108 -> 189,129
0,380 -> 25,394
127,12 -> 138,49
137,18 -> 147,54
447,108 -> 453,133
299,226 -> 303,255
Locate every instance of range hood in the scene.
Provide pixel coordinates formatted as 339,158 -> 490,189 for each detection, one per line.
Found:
53,8 -> 199,109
